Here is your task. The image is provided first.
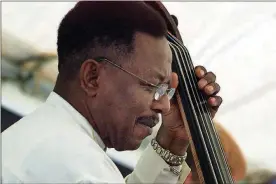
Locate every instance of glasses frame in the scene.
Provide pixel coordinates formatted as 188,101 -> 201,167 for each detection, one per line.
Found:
95,57 -> 175,100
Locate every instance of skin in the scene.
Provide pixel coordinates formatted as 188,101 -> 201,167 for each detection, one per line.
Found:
54,31 -> 223,155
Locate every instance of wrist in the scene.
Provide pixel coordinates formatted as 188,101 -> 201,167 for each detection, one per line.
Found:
156,130 -> 189,156
151,138 -> 187,166
167,138 -> 189,156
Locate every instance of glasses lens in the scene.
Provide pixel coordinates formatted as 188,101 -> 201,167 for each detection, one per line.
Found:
167,88 -> 176,100
154,84 -> 168,100
154,85 -> 176,101
154,92 -> 160,100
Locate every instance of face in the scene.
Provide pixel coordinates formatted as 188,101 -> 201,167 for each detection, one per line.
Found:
82,32 -> 172,151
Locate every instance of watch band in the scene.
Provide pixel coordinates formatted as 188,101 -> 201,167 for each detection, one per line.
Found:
151,138 -> 187,166
170,165 -> 182,176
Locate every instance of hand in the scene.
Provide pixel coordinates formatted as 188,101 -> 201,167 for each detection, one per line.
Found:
156,66 -> 222,156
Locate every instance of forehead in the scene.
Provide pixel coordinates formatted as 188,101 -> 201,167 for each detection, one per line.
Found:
128,32 -> 172,81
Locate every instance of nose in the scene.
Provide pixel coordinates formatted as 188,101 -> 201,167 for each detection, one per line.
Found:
150,94 -> 171,114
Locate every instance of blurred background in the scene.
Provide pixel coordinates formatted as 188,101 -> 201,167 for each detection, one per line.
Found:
2,2 -> 276,182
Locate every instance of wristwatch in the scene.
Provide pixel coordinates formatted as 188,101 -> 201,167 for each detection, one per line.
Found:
151,138 -> 187,166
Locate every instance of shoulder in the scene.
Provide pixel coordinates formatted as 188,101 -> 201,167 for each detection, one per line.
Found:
3,112 -> 123,182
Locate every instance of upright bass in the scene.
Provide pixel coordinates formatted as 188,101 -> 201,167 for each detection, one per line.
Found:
145,2 -> 235,184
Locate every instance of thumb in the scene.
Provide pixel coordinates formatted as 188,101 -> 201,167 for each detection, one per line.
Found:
171,72 -> 179,89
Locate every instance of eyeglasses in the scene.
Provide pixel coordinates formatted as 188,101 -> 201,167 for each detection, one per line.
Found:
95,57 -> 175,101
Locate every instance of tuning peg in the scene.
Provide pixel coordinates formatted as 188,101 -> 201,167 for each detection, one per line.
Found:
171,14 -> 178,27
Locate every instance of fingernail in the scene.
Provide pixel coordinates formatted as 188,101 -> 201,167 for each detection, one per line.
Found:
200,70 -> 205,76
210,97 -> 217,105
207,86 -> 214,93
198,79 -> 207,88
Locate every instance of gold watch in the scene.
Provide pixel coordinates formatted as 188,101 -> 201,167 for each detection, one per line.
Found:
151,138 -> 187,166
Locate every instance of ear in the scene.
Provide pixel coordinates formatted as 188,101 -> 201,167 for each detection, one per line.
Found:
79,59 -> 101,97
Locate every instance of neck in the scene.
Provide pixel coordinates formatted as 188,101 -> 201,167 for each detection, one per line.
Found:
54,76 -> 94,131
54,75 -> 111,148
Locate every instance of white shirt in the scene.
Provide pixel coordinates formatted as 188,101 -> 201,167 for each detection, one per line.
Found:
2,92 -> 190,183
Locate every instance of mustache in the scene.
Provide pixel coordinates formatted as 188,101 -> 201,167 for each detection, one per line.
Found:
136,115 -> 160,128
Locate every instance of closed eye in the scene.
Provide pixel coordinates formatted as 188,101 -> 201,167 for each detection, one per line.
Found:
140,82 -> 157,92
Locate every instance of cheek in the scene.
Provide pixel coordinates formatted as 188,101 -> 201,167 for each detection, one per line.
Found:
116,84 -> 152,110
126,88 -> 154,115
99,85 -> 139,121
99,78 -> 153,126
111,88 -> 153,140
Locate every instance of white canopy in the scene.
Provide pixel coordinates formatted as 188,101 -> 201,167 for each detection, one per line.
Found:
2,2 -> 276,171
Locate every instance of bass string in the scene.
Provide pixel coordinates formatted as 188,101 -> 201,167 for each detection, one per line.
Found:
168,33 -> 233,183
169,41 -> 219,184
167,33 -> 233,183
172,40 -> 226,182
168,33 -> 228,161
172,37 -> 234,183
168,35 -> 222,173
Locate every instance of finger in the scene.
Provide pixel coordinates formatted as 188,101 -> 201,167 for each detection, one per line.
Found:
171,72 -> 179,89
210,108 -> 217,119
198,71 -> 216,89
208,96 -> 222,118
204,83 -> 220,96
170,95 -> 177,105
208,96 -> 222,107
157,95 -> 171,114
195,65 -> 207,78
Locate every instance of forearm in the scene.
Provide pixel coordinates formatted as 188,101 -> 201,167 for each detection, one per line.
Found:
157,101 -> 190,156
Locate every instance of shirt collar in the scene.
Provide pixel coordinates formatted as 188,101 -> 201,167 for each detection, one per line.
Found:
45,91 -> 106,151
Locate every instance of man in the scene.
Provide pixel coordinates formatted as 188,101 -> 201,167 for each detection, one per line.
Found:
2,2 -> 222,183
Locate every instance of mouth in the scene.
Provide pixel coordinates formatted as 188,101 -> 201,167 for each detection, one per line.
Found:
136,116 -> 159,129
